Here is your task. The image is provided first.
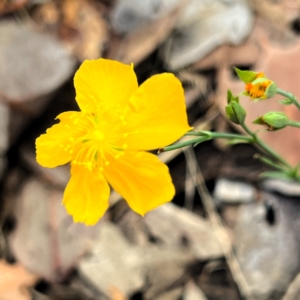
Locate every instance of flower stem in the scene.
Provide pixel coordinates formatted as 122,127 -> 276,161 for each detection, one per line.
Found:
162,137 -> 209,152
185,131 -> 253,141
166,126 -> 293,172
254,154 -> 286,171
276,88 -> 300,110
288,120 -> 300,128
240,122 -> 292,170
162,132 -> 253,152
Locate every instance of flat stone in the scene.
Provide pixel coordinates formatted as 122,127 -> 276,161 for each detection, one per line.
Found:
213,178 -> 256,204
0,21 -> 75,105
143,245 -> 195,299
234,193 -> 300,299
78,222 -> 145,298
110,0 -> 167,35
262,178 -> 300,197
78,220 -> 196,299
144,203 -> 222,260
0,20 -> 75,144
9,177 -> 98,283
160,0 -> 253,70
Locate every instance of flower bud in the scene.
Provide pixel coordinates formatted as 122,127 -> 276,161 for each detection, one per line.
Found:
245,78 -> 277,100
253,111 -> 289,130
226,101 -> 246,125
227,89 -> 239,104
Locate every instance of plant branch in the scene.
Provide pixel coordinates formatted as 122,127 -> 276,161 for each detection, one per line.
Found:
240,122 -> 292,170
277,88 -> 300,110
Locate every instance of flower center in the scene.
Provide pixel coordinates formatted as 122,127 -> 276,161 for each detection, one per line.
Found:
93,130 -> 104,141
245,80 -> 271,99
65,107 -> 134,172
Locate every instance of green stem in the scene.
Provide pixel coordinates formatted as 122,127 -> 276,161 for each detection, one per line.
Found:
276,88 -> 300,110
288,120 -> 300,128
166,126 -> 293,171
185,131 -> 252,141
162,137 -> 209,152
163,132 -> 254,152
240,122 -> 292,169
254,154 -> 286,171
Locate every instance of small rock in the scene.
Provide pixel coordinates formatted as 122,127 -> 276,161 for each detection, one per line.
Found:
0,20 -> 75,143
262,178 -> 300,197
112,201 -> 149,246
234,193 -> 300,299
110,0 -> 166,35
161,0 -> 253,70
79,220 -> 196,299
144,203 -> 222,260
183,281 -> 208,300
78,222 -> 145,298
9,177 -> 98,283
213,178 -> 256,205
0,20 -> 75,105
143,245 -> 195,299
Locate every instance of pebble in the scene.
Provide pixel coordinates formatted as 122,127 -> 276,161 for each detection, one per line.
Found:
213,177 -> 256,205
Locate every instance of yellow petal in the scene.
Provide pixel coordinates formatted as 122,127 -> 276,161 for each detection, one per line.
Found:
104,151 -> 175,216
74,58 -> 138,113
35,112 -> 81,168
63,164 -> 110,225
124,73 -> 192,150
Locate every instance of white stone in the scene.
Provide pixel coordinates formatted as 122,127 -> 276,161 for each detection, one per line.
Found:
214,178 -> 256,204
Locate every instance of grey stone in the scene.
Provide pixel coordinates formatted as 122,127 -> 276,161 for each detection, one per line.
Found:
78,222 -> 145,298
110,0 -> 168,35
0,20 -> 75,144
78,220 -> 196,299
160,0 -> 253,70
143,245 -> 195,299
144,203 -> 222,260
9,178 -> 98,282
262,178 -> 300,197
234,194 -> 300,300
0,21 -> 75,104
213,178 -> 256,204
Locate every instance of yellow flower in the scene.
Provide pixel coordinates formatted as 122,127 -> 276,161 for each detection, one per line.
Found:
244,73 -> 277,100
245,80 -> 271,99
36,58 -> 192,225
